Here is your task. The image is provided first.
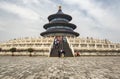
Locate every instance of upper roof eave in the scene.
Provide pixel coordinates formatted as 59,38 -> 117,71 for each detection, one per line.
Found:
48,14 -> 72,21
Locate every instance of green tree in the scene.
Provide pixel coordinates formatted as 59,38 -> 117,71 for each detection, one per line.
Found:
10,48 -> 16,56
28,48 -> 34,56
0,48 -> 2,52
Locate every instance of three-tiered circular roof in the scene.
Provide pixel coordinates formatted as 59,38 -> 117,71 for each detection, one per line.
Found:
40,6 -> 79,37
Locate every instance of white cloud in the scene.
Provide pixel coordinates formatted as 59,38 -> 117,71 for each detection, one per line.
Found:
63,0 -> 120,42
23,0 -> 40,4
0,2 -> 40,20
63,0 -> 120,29
0,0 -> 120,42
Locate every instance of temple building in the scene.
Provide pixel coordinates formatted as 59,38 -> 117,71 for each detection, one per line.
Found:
41,6 -> 79,37
0,6 -> 120,57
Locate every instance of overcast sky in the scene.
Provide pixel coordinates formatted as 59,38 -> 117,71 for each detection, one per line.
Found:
0,0 -> 120,43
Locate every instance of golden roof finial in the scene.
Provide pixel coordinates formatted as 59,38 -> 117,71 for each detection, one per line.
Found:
59,6 -> 61,10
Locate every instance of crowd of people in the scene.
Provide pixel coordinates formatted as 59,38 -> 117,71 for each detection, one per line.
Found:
54,36 -> 66,57
54,36 -> 81,57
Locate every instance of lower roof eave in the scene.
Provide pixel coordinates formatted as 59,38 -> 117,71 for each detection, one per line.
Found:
40,31 -> 79,37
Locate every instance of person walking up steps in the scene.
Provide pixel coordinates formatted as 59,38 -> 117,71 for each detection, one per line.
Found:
58,49 -> 65,57
61,49 -> 65,57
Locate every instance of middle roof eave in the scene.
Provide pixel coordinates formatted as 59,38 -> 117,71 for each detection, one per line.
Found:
43,23 -> 77,29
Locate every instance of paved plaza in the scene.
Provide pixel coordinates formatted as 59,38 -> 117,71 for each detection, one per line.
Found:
0,56 -> 120,79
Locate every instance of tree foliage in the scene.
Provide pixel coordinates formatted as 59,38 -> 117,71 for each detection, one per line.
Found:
10,48 -> 16,52
10,48 -> 16,56
28,48 -> 34,56
0,48 -> 2,52
28,48 -> 34,52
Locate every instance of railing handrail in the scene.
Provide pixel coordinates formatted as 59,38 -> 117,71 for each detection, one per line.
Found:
48,37 -> 55,57
66,37 -> 75,57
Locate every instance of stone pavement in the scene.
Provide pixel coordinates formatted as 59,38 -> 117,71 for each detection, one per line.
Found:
0,56 -> 120,79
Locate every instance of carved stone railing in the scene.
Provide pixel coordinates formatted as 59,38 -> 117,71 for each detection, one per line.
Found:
48,37 -> 55,57
66,37 -> 75,57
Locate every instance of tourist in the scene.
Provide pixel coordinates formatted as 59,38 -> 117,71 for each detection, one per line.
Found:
76,52 -> 80,56
54,38 -> 59,48
61,49 -> 65,57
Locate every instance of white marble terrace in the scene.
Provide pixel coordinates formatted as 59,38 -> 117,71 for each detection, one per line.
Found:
0,36 -> 120,56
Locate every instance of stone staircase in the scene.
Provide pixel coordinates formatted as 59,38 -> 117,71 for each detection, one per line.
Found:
50,37 -> 73,57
